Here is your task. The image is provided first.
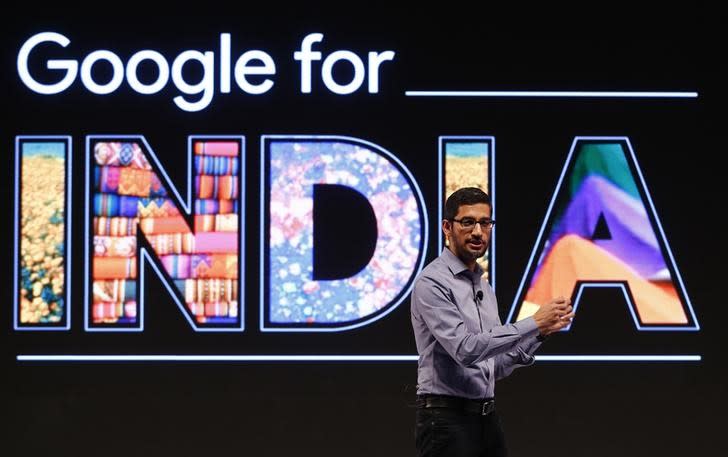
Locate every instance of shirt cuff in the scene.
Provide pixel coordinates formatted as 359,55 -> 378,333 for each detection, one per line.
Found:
518,348 -> 536,366
513,316 -> 539,338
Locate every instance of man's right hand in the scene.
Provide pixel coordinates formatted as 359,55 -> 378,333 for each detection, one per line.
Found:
532,296 -> 574,336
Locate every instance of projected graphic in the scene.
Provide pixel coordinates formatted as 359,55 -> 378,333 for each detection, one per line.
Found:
440,137 -> 494,282
89,139 -> 242,329
15,139 -> 70,328
510,139 -> 697,329
262,137 -> 427,330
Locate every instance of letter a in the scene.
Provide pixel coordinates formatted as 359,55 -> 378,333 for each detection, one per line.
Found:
507,137 -> 699,331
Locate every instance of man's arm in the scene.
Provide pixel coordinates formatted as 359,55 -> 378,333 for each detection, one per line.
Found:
411,276 -> 540,367
493,332 -> 543,380
493,297 -> 574,380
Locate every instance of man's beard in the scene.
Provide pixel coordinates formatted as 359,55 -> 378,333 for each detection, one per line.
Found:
461,239 -> 487,260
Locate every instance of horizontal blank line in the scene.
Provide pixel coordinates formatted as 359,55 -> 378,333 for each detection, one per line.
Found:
17,355 -> 418,362
536,355 -> 701,361
16,354 -> 701,362
405,91 -> 698,98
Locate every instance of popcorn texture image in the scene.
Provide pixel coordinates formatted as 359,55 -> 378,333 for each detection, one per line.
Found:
444,141 -> 491,280
19,142 -> 66,324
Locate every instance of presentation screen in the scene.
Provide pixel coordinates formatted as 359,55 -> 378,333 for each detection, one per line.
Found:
2,12 -> 721,457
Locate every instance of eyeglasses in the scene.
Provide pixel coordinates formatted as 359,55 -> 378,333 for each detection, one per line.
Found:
451,218 -> 496,230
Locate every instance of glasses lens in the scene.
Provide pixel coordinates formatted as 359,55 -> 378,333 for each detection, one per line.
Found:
454,218 -> 494,229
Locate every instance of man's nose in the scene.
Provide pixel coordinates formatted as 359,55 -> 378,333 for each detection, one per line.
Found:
471,222 -> 483,235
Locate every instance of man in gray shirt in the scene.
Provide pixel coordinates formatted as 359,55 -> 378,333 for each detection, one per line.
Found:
411,187 -> 573,457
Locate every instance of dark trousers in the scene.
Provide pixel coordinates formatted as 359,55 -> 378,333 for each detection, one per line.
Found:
415,406 -> 508,457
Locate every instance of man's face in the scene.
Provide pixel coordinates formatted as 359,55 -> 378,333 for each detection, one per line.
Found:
442,203 -> 492,268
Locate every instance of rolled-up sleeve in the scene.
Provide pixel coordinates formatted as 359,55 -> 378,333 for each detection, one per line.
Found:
412,276 -> 540,367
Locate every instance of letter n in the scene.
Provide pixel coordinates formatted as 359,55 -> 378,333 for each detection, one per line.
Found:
85,135 -> 245,332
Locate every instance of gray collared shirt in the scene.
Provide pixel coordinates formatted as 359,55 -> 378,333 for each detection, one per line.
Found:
411,248 -> 541,399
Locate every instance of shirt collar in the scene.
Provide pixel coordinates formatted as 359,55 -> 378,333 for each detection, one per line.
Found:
441,247 -> 483,279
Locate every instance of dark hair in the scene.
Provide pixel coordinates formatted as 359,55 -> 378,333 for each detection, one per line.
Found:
444,187 -> 491,220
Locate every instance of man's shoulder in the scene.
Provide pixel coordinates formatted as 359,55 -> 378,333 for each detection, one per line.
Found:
414,255 -> 452,287
411,255 -> 457,312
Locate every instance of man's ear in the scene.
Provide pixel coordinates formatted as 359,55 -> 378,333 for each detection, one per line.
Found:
442,219 -> 452,245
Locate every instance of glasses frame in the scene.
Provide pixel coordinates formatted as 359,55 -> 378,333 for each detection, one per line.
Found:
450,217 -> 496,230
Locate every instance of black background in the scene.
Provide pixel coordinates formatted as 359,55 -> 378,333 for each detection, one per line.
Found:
2,8 -> 724,457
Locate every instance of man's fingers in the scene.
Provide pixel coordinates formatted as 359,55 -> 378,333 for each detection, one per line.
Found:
556,309 -> 573,320
555,312 -> 574,321
546,300 -> 571,312
558,313 -> 574,327
547,305 -> 572,320
552,312 -> 575,327
542,312 -> 576,335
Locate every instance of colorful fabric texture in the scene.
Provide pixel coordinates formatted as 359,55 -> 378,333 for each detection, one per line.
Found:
160,255 -> 191,279
94,236 -> 136,257
93,257 -> 137,279
178,279 -> 239,304
196,175 -> 239,199
95,166 -> 167,197
137,198 -> 180,218
95,142 -> 151,169
144,233 -> 237,255
93,279 -> 137,303
91,140 -> 241,326
147,233 -> 196,255
190,254 -> 238,279
92,301 -> 137,323
94,217 -> 139,236
194,214 -> 238,232
187,302 -> 234,317
194,141 -> 239,157
138,216 -> 189,234
194,156 -> 239,175
195,199 -> 238,214
93,194 -> 140,217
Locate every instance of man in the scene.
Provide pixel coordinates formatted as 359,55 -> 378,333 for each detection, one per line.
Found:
411,187 -> 573,457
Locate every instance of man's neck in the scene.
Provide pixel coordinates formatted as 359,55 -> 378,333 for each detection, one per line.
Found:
448,246 -> 477,271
